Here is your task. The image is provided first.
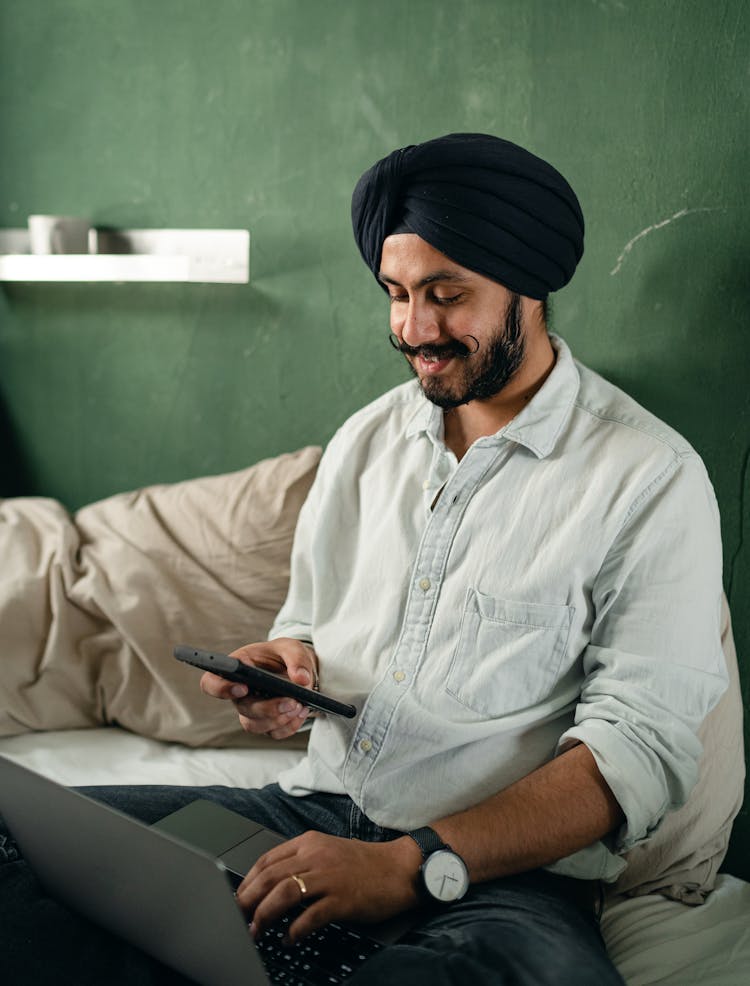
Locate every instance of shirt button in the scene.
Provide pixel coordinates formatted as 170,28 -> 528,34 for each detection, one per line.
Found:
422,479 -> 430,490
393,670 -> 406,683
419,577 -> 431,591
359,738 -> 372,753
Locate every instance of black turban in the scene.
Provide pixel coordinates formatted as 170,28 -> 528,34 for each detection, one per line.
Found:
351,133 -> 584,300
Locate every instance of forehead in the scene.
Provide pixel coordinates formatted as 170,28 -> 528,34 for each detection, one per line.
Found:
379,233 -> 477,286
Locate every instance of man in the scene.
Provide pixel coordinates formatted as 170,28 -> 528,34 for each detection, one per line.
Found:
200,134 -> 727,980
0,134 -> 727,985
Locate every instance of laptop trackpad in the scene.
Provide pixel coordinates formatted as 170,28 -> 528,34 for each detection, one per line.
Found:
152,799 -> 276,856
220,829 -> 285,880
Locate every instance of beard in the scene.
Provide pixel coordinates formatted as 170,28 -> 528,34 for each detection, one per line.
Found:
397,293 -> 526,409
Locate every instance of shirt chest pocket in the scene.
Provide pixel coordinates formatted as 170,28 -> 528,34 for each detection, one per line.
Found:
446,589 -> 574,718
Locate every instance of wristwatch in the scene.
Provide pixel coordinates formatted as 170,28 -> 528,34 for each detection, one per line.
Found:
406,826 -> 470,903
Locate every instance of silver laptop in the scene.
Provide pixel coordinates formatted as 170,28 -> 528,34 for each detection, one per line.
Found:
0,755 -> 405,986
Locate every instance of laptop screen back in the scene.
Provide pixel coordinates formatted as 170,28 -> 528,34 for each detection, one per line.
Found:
0,755 -> 269,986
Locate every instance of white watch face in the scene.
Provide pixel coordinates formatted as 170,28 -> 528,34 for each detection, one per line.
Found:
422,849 -> 469,902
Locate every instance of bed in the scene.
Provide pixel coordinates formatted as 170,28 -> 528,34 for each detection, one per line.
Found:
1,446 -> 748,984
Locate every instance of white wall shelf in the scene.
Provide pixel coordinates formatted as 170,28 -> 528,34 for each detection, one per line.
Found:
0,228 -> 250,283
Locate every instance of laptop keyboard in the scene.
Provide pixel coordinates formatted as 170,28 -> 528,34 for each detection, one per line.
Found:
256,912 -> 383,985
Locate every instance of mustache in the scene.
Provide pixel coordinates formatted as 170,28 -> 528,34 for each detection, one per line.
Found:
388,334 -> 479,359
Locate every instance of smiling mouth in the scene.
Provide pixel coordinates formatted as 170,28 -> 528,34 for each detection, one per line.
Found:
414,353 -> 453,375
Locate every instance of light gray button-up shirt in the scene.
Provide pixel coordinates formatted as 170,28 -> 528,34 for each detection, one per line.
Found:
272,335 -> 727,881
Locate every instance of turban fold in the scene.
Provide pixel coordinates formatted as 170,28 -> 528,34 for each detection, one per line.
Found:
351,133 -> 584,300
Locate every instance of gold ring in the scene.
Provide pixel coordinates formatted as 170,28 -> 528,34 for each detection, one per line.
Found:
290,873 -> 307,899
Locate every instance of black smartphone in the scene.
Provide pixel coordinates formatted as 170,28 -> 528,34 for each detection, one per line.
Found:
173,645 -> 357,719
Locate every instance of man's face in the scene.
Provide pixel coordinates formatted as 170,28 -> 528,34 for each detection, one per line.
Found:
379,234 -> 527,409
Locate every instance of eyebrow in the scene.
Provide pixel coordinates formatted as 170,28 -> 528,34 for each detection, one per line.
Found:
377,269 -> 472,289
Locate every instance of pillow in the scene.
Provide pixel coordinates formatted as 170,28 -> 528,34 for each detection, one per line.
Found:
609,594 -> 746,903
0,446 -> 321,748
0,496 -> 105,736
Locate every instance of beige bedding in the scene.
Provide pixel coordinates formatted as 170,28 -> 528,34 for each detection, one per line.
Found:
0,445 -> 320,749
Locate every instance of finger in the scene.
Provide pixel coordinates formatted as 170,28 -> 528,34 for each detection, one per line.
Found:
287,663 -> 315,688
199,670 -> 246,700
237,845 -> 300,901
286,899 -> 335,944
266,721 -> 307,740
267,707 -> 310,738
234,695 -> 304,721
232,639 -> 318,690
286,644 -> 318,690
250,873 -> 317,939
235,698 -> 310,736
238,713 -> 306,737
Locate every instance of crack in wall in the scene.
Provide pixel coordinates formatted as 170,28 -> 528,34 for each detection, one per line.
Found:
726,444 -> 750,605
610,207 -> 723,275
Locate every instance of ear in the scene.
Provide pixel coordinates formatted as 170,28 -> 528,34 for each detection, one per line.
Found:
520,294 -> 548,333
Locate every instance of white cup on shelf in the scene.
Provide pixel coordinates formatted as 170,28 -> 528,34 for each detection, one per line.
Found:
27,215 -> 92,254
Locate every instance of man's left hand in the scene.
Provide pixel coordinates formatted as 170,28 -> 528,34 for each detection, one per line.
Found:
235,831 -> 423,943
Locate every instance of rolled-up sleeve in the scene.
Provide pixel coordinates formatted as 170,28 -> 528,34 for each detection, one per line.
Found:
556,451 -> 728,854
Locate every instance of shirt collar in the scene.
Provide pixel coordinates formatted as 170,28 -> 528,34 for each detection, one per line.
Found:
403,333 -> 580,459
405,388 -> 443,441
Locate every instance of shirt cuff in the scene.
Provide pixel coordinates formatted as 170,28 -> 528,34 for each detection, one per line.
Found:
267,623 -> 313,645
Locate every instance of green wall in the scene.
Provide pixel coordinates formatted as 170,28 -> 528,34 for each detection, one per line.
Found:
1,1 -> 748,875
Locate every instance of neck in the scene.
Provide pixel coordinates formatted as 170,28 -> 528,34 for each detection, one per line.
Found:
443,331 -> 556,460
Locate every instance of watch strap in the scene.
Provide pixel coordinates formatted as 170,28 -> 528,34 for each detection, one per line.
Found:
406,826 -> 449,859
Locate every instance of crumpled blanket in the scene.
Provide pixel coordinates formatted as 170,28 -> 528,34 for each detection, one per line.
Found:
0,445 -> 321,749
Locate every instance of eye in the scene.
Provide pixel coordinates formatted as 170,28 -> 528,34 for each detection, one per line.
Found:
432,292 -> 463,306
388,293 -> 408,304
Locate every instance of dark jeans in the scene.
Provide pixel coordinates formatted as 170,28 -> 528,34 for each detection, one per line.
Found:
0,783 -> 625,986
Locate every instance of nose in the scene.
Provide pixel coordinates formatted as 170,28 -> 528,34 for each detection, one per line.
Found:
394,297 -> 441,348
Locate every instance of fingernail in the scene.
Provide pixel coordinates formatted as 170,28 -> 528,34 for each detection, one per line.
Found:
231,685 -> 248,698
249,921 -> 257,937
298,706 -> 310,719
298,669 -> 311,685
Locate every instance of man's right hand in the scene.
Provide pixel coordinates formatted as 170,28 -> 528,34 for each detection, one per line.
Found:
199,638 -> 319,740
